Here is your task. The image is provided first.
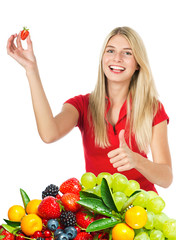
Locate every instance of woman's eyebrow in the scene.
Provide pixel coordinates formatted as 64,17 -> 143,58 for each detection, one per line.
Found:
106,45 -> 132,50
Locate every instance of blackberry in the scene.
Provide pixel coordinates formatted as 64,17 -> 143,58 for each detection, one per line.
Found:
42,184 -> 59,199
60,211 -> 76,227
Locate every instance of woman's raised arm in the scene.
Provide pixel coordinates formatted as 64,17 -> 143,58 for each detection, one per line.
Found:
7,33 -> 79,143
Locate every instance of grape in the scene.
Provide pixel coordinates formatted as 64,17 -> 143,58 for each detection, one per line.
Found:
154,212 -> 169,231
144,211 -> 155,230
133,190 -> 149,208
112,173 -> 128,192
146,196 -> 165,214
150,229 -> 165,240
162,219 -> 176,238
81,172 -> 97,189
112,191 -> 127,211
134,232 -> 150,240
123,180 -> 140,197
97,172 -> 112,187
148,191 -> 158,200
93,184 -> 101,197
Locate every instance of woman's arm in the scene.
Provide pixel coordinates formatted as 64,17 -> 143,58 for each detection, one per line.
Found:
7,33 -> 79,143
135,120 -> 173,188
108,121 -> 173,188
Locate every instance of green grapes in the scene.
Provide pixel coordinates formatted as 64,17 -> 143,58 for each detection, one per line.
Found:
112,173 -> 128,192
162,219 -> 176,238
134,232 -> 150,240
97,172 -> 112,187
144,211 -> 155,230
123,180 -> 140,197
150,229 -> 165,240
93,184 -> 101,197
148,191 -> 158,200
112,191 -> 127,211
146,196 -> 165,214
154,212 -> 169,231
133,190 -> 149,208
81,172 -> 97,189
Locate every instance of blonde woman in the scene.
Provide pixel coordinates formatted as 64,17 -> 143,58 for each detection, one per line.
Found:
7,27 -> 172,192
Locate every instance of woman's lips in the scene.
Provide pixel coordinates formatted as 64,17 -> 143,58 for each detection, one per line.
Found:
109,65 -> 125,73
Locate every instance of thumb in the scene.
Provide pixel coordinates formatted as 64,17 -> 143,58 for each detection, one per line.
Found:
119,129 -> 127,147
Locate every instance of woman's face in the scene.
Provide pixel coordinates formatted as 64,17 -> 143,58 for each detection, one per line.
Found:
102,34 -> 139,85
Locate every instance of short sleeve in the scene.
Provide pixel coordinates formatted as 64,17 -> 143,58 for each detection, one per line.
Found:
64,94 -> 89,129
152,102 -> 169,126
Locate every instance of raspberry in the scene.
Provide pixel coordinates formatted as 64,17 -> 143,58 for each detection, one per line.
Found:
60,211 -> 76,227
42,184 -> 59,199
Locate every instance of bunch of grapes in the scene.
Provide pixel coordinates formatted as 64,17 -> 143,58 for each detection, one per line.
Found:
81,172 -> 176,239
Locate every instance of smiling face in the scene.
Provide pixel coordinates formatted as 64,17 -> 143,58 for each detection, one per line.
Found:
102,34 -> 139,85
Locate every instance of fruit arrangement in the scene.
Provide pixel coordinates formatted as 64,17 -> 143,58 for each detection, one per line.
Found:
0,172 -> 176,240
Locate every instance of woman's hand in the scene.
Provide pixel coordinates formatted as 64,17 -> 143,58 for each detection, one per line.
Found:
108,129 -> 137,171
7,32 -> 37,71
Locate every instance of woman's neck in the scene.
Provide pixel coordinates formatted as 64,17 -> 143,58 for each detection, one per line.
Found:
107,81 -> 130,107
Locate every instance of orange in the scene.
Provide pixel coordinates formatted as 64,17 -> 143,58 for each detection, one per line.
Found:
21,213 -> 42,236
112,223 -> 135,240
125,206 -> 148,229
26,199 -> 42,215
8,205 -> 26,222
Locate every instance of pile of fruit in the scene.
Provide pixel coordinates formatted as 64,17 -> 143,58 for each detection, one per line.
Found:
0,172 -> 176,240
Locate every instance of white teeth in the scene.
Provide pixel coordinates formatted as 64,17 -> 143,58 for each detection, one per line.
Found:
110,66 -> 125,70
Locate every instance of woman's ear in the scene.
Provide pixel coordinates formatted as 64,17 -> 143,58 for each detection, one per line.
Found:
136,64 -> 140,71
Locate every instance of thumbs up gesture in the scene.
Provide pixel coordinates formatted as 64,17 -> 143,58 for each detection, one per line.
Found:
107,129 -> 137,172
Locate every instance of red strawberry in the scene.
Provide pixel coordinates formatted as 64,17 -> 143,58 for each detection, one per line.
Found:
59,178 -> 82,194
38,196 -> 61,219
61,193 -> 81,212
0,226 -> 15,240
76,209 -> 95,229
73,232 -> 93,240
21,27 -> 29,40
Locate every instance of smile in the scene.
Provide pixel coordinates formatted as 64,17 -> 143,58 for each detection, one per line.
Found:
109,65 -> 125,73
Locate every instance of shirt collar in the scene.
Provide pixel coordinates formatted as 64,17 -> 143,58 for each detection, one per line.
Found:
105,95 -> 128,124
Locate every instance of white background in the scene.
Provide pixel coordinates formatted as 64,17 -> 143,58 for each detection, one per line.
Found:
0,0 -> 176,221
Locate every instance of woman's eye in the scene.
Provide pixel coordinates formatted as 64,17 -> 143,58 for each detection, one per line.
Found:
107,49 -> 114,53
124,51 -> 132,55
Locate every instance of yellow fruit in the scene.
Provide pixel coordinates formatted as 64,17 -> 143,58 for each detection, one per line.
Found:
8,205 -> 25,222
125,206 -> 148,229
21,213 -> 42,236
26,199 -> 42,215
112,223 -> 135,240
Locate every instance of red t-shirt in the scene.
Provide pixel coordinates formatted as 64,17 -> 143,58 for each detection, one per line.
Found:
64,94 -> 169,192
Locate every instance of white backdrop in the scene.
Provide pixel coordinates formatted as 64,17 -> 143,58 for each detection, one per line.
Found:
0,0 -> 176,221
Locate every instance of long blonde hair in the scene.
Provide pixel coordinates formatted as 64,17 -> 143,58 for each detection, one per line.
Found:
89,26 -> 159,154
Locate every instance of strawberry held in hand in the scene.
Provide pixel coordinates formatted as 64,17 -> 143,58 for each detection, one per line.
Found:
59,177 -> 82,194
38,196 -> 61,219
21,27 -> 29,40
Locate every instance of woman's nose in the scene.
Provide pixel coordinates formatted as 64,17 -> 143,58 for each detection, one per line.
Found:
113,52 -> 122,62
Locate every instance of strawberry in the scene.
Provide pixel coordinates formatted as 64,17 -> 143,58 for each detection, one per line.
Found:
21,27 -> 29,40
61,193 -> 81,212
0,226 -> 15,240
73,232 -> 93,240
38,196 -> 61,219
59,178 -> 82,194
76,209 -> 95,229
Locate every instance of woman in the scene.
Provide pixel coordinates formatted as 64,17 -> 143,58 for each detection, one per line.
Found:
7,26 -> 173,192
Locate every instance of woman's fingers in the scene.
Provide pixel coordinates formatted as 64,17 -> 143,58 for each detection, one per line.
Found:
16,32 -> 23,49
26,34 -> 33,51
7,34 -> 16,54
